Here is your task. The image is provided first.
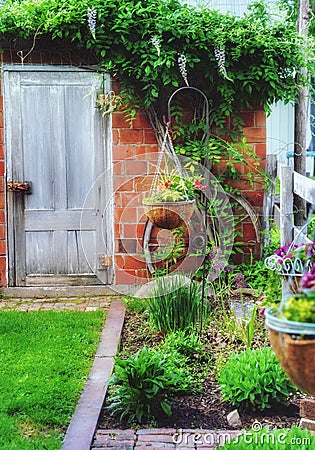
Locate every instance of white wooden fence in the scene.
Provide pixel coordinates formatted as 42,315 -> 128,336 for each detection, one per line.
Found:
264,154 -> 315,246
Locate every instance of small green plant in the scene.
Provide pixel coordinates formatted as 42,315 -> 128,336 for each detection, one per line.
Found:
218,347 -> 297,411
107,346 -> 193,424
148,276 -> 208,334
161,329 -> 205,362
221,425 -> 315,449
239,304 -> 259,349
123,296 -> 148,314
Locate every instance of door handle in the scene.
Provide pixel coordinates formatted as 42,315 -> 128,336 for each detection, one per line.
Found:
7,181 -> 32,194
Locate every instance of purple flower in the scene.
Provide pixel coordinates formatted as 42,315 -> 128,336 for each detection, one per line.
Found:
302,262 -> 315,289
234,273 -> 247,289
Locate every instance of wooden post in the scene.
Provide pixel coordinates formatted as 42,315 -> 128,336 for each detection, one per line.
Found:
294,0 -> 310,226
280,164 -> 294,298
280,165 -> 294,247
262,154 -> 277,249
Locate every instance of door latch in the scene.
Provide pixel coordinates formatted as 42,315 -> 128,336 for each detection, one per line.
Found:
7,181 -> 32,194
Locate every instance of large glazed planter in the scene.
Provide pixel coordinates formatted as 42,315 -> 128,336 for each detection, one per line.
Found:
143,199 -> 195,230
265,308 -> 315,395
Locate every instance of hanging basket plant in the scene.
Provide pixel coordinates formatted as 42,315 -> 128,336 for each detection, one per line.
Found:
143,198 -> 196,230
143,124 -> 206,230
265,263 -> 315,395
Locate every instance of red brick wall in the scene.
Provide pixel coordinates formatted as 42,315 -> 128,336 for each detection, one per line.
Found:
111,80 -> 159,285
232,107 -> 266,262
112,97 -> 266,283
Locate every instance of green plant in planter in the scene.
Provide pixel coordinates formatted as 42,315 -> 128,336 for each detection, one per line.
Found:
143,169 -> 206,203
218,347 -> 297,411
107,345 -> 193,424
270,263 -> 315,323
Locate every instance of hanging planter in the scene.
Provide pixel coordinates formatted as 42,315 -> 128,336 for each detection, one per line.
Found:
143,120 -> 206,230
265,265 -> 315,395
265,308 -> 315,395
143,199 -> 195,230
264,242 -> 315,294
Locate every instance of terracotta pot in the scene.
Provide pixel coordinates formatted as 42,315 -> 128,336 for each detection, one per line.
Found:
143,199 -> 195,230
265,308 -> 315,395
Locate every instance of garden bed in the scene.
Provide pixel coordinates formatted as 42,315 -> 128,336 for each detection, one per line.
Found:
97,295 -> 302,431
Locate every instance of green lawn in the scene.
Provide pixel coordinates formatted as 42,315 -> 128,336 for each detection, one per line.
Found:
0,310 -> 107,449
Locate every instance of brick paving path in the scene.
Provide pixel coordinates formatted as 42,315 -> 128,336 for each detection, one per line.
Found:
0,296 -> 112,311
92,429 -> 242,449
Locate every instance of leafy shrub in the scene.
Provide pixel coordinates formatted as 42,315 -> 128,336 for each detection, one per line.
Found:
148,276 -> 208,334
108,346 -> 194,424
221,426 -> 315,449
218,347 -> 296,411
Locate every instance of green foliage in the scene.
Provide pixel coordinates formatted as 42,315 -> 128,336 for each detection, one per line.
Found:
281,294 -> 315,323
239,304 -> 259,349
148,276 -> 208,334
218,347 -> 297,411
144,168 -> 206,202
236,260 -> 270,291
108,345 -> 194,424
221,425 -> 315,449
0,0 -> 313,115
123,295 -> 148,314
161,329 -> 205,362
263,270 -> 282,305
0,310 -> 106,449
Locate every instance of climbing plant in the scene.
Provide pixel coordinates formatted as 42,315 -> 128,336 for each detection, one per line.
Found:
0,0 -> 313,114
0,0 -> 314,190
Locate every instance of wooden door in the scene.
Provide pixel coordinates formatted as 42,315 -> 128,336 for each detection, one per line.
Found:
3,66 -> 113,286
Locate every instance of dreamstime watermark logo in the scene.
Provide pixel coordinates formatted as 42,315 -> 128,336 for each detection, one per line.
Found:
80,153 -> 235,295
172,422 -> 312,447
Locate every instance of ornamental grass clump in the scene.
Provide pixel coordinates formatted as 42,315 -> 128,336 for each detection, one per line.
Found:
218,347 -> 297,411
148,276 -> 208,334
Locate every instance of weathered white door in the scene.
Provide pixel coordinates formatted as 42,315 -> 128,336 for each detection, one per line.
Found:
3,66 -> 113,286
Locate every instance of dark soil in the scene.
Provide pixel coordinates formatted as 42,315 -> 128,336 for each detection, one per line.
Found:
97,304 -> 302,431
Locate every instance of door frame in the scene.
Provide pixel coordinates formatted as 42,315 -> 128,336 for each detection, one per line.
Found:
3,64 -> 113,286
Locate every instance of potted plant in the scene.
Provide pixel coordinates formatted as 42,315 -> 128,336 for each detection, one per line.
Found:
143,169 -> 206,230
265,263 -> 315,395
264,242 -> 315,293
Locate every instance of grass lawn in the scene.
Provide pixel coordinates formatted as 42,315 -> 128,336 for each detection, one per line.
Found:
0,310 -> 107,449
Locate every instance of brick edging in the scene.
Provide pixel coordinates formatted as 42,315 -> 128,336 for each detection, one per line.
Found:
61,297 -> 126,450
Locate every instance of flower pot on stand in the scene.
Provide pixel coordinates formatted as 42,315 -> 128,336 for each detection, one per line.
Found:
265,308 -> 315,395
143,199 -> 195,230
